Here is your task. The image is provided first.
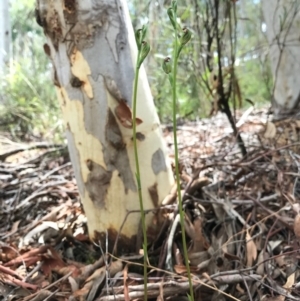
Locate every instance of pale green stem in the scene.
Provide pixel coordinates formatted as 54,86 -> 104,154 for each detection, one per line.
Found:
132,51 -> 148,301
171,12 -> 195,301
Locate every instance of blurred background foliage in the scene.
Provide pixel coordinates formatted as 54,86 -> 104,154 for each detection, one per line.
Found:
0,0 -> 61,140
0,0 -> 272,139
130,0 -> 272,122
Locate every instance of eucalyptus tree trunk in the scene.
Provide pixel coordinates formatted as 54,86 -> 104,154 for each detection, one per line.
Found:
35,0 -> 174,252
0,0 -> 10,72
262,0 -> 300,119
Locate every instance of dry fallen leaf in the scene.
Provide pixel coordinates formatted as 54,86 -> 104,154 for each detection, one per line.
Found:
264,121 -> 276,139
295,221 -> 300,236
74,260 -> 123,300
246,230 -> 257,267
173,264 -> 198,275
40,247 -> 66,276
283,272 -> 295,290
185,216 -> 209,255
235,283 -> 245,294
123,264 -> 130,301
293,205 -> 300,237
0,244 -> 19,263
262,296 -> 285,301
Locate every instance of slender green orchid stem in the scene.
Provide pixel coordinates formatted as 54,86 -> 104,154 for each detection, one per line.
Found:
171,7 -> 195,301
132,47 -> 148,301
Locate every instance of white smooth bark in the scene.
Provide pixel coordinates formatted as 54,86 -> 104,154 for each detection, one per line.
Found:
36,0 -> 174,252
262,0 -> 300,119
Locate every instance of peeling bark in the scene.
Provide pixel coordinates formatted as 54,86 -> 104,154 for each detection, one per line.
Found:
36,0 -> 174,252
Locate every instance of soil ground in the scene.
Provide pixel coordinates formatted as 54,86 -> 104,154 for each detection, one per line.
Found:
0,107 -> 300,301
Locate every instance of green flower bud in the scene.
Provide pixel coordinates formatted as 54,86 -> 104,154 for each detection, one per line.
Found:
172,1 -> 177,13
137,41 -> 150,68
162,57 -> 172,74
135,29 -> 143,50
177,28 -> 192,58
180,27 -> 192,46
167,7 -> 177,30
135,25 -> 148,50
141,25 -> 148,38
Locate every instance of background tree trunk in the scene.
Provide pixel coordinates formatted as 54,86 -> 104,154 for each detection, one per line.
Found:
0,0 -> 10,73
35,0 -> 174,252
262,0 -> 300,119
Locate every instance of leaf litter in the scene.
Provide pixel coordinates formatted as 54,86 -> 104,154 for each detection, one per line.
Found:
0,107 -> 300,300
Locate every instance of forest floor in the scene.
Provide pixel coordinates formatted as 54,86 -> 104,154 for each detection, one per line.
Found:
0,107 -> 300,301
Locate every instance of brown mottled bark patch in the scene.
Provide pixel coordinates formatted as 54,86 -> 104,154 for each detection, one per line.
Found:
85,160 -> 112,208
135,132 -> 145,141
148,182 -> 159,208
105,109 -> 136,193
152,148 -> 167,175
94,228 -> 137,254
